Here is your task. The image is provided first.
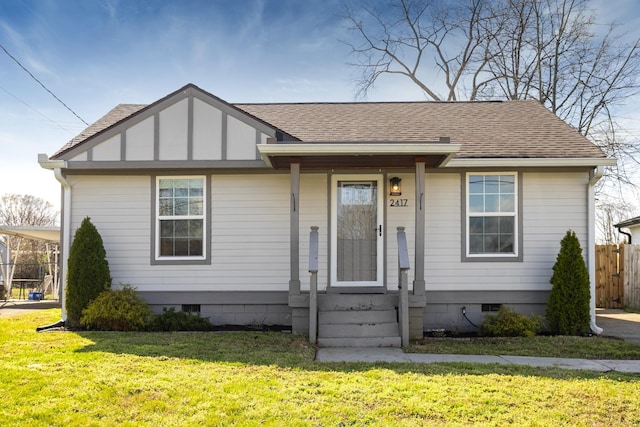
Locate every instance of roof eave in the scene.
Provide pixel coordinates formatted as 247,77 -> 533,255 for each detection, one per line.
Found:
615,216 -> 640,228
0,225 -> 61,242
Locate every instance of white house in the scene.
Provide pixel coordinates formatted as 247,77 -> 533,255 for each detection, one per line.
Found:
39,84 -> 615,345
615,216 -> 640,244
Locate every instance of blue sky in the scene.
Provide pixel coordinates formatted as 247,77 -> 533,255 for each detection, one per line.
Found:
1,0 -> 639,214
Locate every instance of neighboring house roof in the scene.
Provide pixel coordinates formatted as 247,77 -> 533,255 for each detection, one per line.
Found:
51,83 -> 608,161
0,226 -> 60,243
615,216 -> 640,228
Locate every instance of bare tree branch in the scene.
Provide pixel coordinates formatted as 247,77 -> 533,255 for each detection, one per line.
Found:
342,0 -> 495,100
344,0 -> 640,198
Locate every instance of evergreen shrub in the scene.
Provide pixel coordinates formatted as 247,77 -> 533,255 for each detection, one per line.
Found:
479,306 -> 543,337
80,286 -> 152,331
66,217 -> 112,328
546,230 -> 591,335
147,307 -> 215,332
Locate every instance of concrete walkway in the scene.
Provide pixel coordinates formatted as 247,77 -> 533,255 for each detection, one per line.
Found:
315,347 -> 640,373
316,309 -> 640,373
0,299 -> 61,317
596,308 -> 640,344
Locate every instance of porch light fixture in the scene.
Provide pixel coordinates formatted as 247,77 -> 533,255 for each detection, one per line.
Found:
389,177 -> 402,196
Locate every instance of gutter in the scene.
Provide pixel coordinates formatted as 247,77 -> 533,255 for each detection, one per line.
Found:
588,166 -> 604,335
38,154 -> 70,327
445,157 -> 617,168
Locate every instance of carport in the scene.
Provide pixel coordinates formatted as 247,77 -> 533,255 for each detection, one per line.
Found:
0,226 -> 60,301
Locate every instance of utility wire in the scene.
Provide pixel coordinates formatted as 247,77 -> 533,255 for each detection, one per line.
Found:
0,84 -> 77,135
0,42 -> 89,126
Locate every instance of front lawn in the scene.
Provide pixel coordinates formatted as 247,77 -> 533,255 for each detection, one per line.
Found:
409,335 -> 640,359
2,309 -> 639,426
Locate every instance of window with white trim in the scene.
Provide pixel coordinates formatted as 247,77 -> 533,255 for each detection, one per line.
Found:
156,176 -> 205,260
466,173 -> 517,257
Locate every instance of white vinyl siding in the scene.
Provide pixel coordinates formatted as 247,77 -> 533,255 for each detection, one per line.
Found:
210,174 -> 290,290
386,173 -> 416,290
68,175 -> 152,285
65,170 -> 590,296
67,174 -> 291,292
522,172 -> 589,262
424,171 -> 588,292
299,174 -> 329,291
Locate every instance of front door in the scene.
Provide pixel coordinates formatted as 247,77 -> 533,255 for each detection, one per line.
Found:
330,174 -> 384,288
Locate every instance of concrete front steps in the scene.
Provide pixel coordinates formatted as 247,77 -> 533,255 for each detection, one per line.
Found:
317,294 -> 401,347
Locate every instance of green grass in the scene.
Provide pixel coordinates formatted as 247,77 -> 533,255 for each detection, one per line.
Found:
2,309 -> 640,426
409,335 -> 640,359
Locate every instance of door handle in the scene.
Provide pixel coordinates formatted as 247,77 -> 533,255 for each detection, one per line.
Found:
379,225 -> 382,236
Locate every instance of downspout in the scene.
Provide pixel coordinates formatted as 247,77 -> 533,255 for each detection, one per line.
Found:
37,154 -> 70,329
588,166 -> 604,335
53,167 -> 71,323
616,226 -> 632,244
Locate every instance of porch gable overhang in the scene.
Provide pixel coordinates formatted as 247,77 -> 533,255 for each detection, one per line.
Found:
258,142 -> 461,170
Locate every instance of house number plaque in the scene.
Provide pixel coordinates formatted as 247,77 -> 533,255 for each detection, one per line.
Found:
389,199 -> 409,207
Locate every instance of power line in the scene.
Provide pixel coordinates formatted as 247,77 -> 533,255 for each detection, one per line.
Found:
0,42 -> 89,126
0,84 -> 77,135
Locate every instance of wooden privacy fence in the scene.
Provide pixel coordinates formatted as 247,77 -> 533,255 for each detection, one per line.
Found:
595,244 -> 640,310
624,244 -> 640,310
596,245 -> 624,309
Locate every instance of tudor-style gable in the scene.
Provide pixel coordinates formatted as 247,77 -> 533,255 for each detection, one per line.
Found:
52,84 -> 288,167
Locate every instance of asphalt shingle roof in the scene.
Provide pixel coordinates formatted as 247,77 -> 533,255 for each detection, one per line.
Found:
52,88 -> 607,160
236,100 -> 606,159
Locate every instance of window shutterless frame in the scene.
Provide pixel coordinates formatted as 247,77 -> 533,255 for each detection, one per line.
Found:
464,172 -> 521,261
152,175 -> 209,264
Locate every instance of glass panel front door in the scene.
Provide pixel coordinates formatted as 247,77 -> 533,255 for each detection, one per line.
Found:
331,175 -> 384,287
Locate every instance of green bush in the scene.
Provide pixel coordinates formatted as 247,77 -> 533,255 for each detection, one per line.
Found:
66,217 -> 112,328
80,286 -> 152,331
147,307 -> 215,332
546,230 -> 591,336
479,306 -> 543,337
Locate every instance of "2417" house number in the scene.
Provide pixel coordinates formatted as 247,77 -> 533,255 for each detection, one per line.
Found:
389,199 -> 409,207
